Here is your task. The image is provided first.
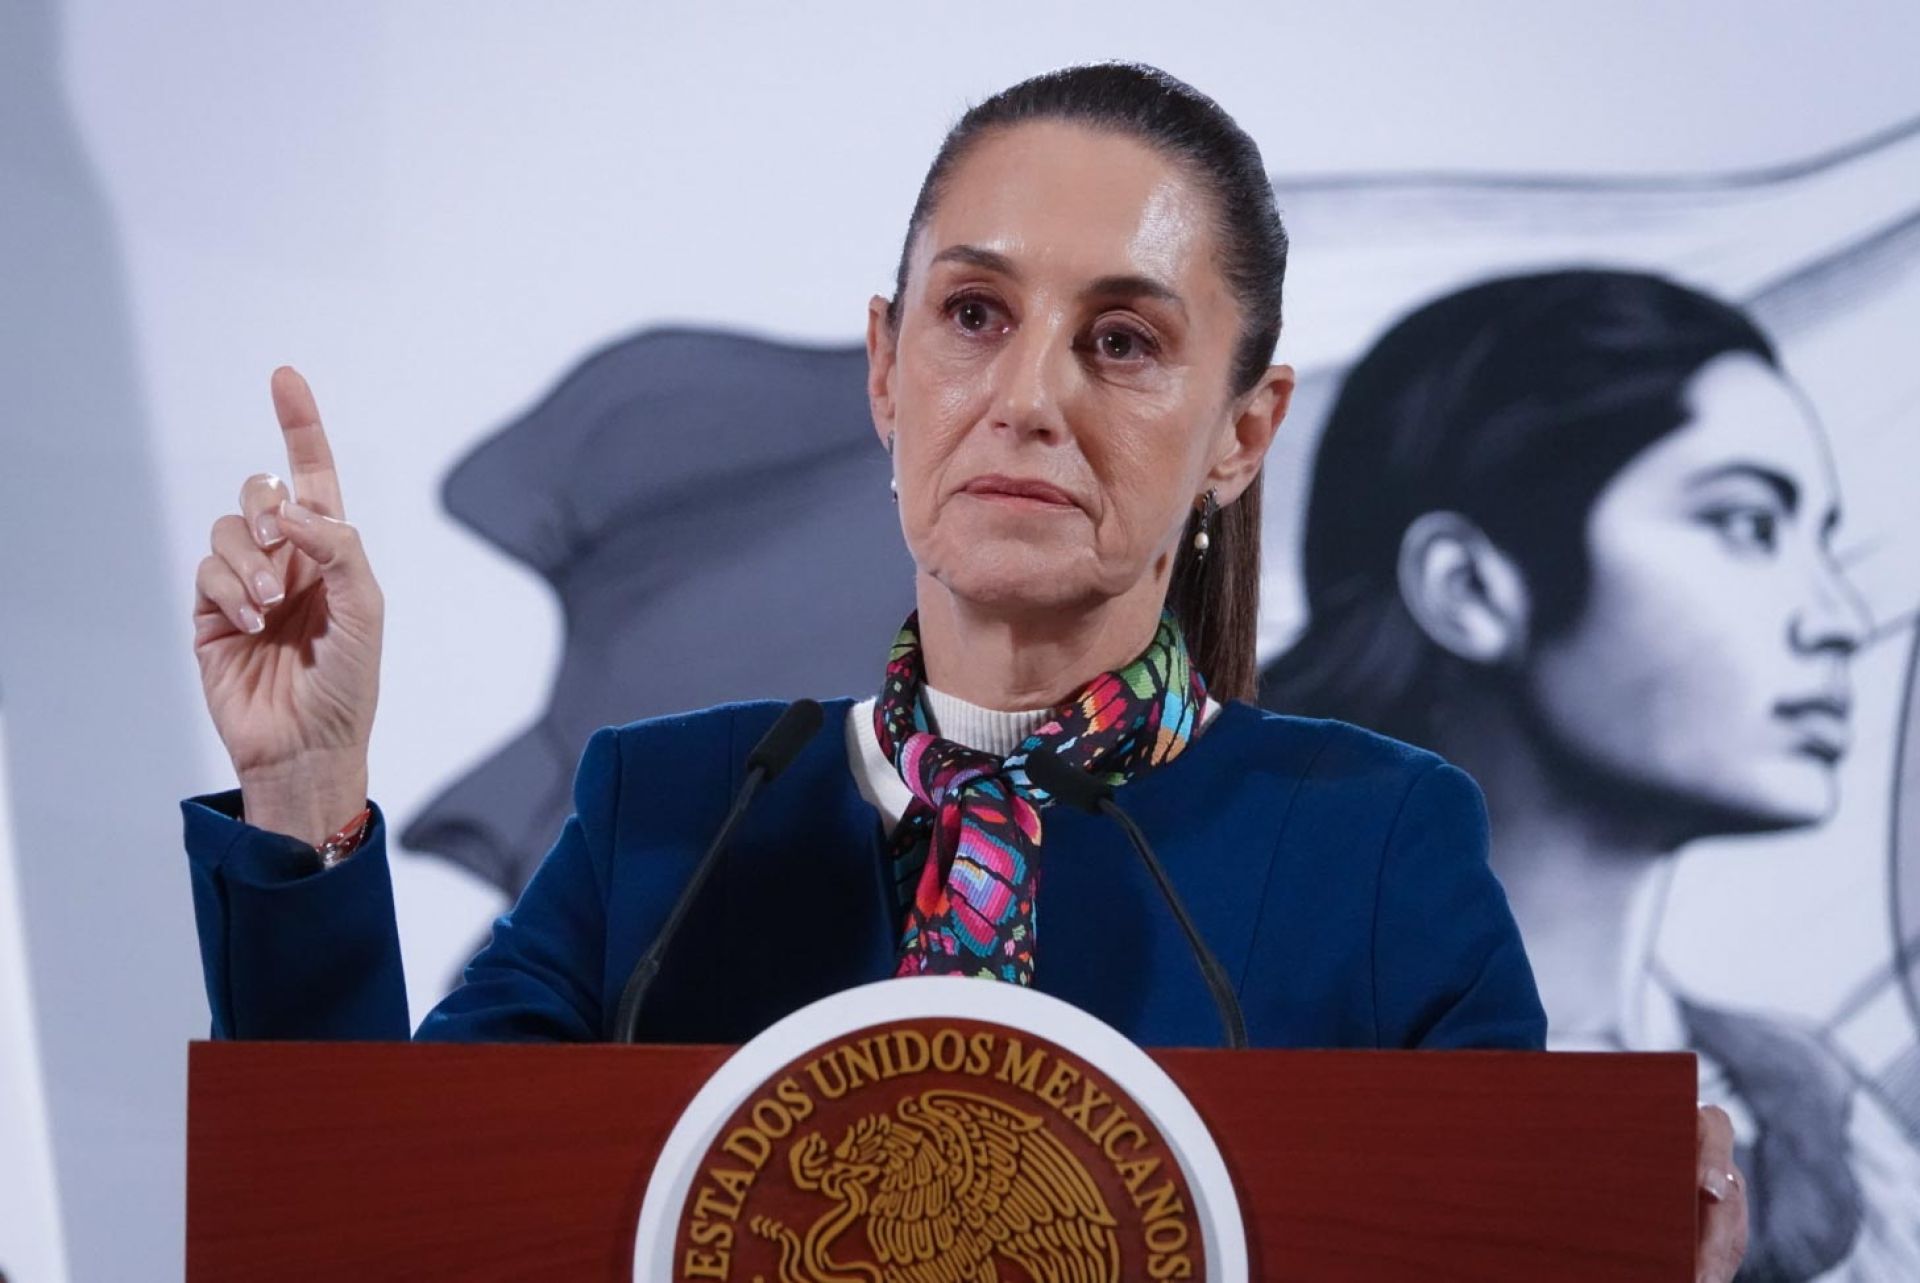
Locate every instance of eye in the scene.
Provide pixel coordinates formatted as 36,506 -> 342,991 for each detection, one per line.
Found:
1087,321 -> 1158,364
1701,506 -> 1781,554
943,292 -> 1006,336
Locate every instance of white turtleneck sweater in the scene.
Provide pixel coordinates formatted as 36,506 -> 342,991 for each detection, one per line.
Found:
846,688 -> 1223,829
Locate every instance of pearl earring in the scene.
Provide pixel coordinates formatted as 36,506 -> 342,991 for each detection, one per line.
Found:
887,432 -> 898,502
1192,489 -> 1219,560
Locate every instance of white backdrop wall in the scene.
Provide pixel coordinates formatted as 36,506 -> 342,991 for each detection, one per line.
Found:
0,706 -> 68,1283
4,3 -> 1918,1279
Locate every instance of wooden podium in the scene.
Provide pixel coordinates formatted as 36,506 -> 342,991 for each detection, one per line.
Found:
187,1042 -> 1695,1280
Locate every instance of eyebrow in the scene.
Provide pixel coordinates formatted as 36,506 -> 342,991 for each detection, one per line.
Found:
927,244 -> 1187,313
1687,461 -> 1844,539
1084,272 -> 1186,313
1686,462 -> 1799,513
930,244 -> 1019,276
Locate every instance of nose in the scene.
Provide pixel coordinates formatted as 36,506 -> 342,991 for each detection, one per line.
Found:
1789,553 -> 1871,657
988,314 -> 1074,444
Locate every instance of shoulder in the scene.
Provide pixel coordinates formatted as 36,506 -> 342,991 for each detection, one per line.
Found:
1221,700 -> 1460,797
555,699 -> 858,877
583,697 -> 856,796
1213,702 -> 1488,870
601,698 -> 795,753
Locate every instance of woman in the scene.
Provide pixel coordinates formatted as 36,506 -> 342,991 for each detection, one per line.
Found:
1264,269 -> 1895,1280
182,67 -> 1746,1276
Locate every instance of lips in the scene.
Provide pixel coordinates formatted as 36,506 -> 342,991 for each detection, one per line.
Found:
959,475 -> 1080,509
1775,694 -> 1851,763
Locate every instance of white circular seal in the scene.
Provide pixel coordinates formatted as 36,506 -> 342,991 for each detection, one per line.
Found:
633,977 -> 1246,1281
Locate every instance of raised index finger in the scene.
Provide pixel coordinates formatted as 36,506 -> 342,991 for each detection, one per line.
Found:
269,365 -> 346,518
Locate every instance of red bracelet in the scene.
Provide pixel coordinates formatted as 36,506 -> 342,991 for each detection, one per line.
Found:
316,806 -> 373,870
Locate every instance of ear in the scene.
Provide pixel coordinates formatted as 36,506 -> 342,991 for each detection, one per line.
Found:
1396,511 -> 1531,665
865,294 -> 899,447
1207,363 -> 1295,505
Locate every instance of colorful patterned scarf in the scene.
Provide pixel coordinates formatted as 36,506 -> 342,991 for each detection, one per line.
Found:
873,610 -> 1208,984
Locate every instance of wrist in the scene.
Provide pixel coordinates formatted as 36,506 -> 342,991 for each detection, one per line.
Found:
238,751 -> 370,848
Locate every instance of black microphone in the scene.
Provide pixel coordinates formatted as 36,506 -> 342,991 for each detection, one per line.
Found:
1026,747 -> 1249,1050
611,698 -> 825,1043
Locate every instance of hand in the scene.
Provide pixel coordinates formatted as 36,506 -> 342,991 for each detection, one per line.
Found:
192,367 -> 383,845
1696,1104 -> 1749,1283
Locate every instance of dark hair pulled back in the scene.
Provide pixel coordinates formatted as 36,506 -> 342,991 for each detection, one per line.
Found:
1262,269 -> 1778,744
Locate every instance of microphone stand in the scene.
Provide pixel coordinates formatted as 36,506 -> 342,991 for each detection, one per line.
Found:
610,699 -> 823,1043
1027,747 -> 1248,1050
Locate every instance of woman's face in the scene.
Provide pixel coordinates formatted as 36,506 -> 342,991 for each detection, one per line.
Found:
867,122 -> 1274,618
1523,352 -> 1869,835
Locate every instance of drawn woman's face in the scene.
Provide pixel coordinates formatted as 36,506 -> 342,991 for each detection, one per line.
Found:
1522,352 -> 1870,835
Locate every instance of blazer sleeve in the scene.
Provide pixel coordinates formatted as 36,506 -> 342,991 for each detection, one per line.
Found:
1371,761 -> 1547,1050
412,725 -> 621,1042
182,726 -> 623,1042
181,794 -> 410,1039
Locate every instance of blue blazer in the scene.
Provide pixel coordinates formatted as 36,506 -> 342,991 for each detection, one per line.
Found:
181,699 -> 1545,1050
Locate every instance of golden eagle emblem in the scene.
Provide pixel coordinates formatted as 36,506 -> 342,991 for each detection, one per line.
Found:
748,1088 -> 1121,1283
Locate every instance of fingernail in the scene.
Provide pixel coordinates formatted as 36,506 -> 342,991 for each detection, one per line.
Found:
238,606 -> 265,634
1702,1170 -> 1728,1202
251,570 -> 283,607
254,512 -> 284,546
281,500 -> 313,525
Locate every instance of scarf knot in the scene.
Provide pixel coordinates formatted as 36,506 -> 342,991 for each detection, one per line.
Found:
873,611 -> 1207,984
